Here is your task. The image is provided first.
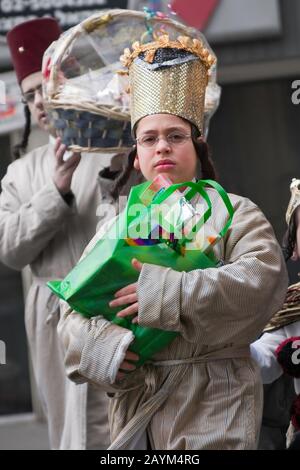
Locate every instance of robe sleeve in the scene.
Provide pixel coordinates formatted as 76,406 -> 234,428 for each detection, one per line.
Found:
57,218 -> 137,390
250,329 -> 287,383
0,159 -> 74,270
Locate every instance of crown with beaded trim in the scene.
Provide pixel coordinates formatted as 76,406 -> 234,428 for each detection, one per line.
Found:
120,34 -> 216,135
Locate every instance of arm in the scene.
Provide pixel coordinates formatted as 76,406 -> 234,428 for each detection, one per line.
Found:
250,330 -> 287,383
0,141 -> 80,270
0,164 -> 73,269
57,222 -> 140,389
58,300 -> 137,390
136,196 -> 288,345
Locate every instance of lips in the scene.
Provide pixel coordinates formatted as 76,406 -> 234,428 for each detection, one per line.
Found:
154,159 -> 176,168
38,112 -> 48,124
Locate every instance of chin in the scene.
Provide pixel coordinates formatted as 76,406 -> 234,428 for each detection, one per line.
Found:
153,170 -> 177,182
39,120 -> 49,132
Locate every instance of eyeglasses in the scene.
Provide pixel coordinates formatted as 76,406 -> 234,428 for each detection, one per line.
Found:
22,84 -> 43,104
136,132 -> 192,148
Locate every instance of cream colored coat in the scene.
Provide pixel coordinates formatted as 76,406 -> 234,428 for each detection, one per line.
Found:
0,141 -> 135,449
58,189 -> 288,450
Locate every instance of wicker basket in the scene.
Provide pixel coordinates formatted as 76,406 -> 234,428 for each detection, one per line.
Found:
42,9 -> 220,153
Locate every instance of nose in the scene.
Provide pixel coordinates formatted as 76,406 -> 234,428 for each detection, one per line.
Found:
34,87 -> 43,108
155,136 -> 171,154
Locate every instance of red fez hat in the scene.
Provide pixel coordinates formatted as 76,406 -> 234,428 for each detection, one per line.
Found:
7,17 -> 62,84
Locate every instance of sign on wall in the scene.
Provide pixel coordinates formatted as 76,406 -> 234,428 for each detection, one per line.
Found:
170,0 -> 281,43
206,0 -> 281,43
0,0 -> 128,35
0,71 -> 25,134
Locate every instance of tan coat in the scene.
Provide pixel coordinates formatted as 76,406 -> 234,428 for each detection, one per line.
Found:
58,189 -> 288,450
0,141 -> 140,449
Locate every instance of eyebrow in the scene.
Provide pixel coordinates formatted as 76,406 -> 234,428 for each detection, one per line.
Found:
22,84 -> 41,94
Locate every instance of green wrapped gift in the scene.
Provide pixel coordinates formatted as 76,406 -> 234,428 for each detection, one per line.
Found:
48,179 -> 234,366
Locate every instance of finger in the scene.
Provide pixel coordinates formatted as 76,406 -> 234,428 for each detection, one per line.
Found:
56,143 -> 67,165
114,282 -> 137,298
110,293 -> 137,308
119,361 -> 137,372
132,258 -> 143,272
61,153 -> 81,170
124,350 -> 139,362
54,137 -> 62,154
116,302 -> 138,318
132,316 -> 139,324
116,371 -> 125,381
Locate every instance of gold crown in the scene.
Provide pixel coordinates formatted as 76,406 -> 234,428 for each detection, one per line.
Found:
120,35 -> 216,135
120,34 -> 216,70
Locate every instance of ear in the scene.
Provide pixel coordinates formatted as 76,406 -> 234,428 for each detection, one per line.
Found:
133,154 -> 140,170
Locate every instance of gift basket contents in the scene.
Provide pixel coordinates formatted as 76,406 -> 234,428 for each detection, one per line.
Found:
126,175 -> 218,253
48,178 -> 234,367
42,8 -> 220,153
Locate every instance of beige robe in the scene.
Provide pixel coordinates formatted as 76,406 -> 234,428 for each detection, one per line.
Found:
58,189 -> 288,450
0,141 -> 140,449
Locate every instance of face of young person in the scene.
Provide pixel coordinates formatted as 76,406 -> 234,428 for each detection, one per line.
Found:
134,114 -> 198,184
21,71 -> 48,131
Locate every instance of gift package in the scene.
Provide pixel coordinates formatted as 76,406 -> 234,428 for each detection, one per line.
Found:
48,177 -> 233,366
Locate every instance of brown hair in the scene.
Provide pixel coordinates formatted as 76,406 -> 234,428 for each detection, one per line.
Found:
12,104 -> 31,159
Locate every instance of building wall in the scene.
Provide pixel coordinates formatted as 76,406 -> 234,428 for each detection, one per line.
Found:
208,76 -> 300,282
0,134 -> 32,415
214,0 -> 300,68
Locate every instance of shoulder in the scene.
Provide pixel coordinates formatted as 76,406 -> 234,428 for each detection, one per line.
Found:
21,143 -> 50,165
284,320 -> 300,336
207,187 -> 259,213
206,188 -> 267,234
6,143 -> 50,175
205,187 -> 284,263
80,151 -> 112,172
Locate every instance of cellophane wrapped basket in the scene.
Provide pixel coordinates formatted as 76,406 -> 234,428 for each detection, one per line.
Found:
42,8 -> 220,153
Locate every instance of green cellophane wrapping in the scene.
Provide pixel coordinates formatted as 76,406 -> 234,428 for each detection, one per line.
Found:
48,179 -> 233,367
